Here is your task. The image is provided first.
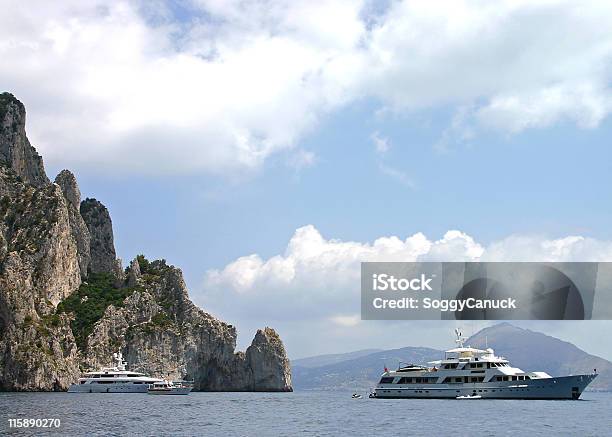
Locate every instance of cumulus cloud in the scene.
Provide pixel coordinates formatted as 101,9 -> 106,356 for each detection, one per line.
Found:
201,226 -> 612,323
199,225 -> 612,355
201,225 -> 612,321
2,0 -> 612,175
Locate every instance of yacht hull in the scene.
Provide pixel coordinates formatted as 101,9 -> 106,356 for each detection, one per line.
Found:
68,384 -> 149,393
147,387 -> 192,395
373,374 -> 597,400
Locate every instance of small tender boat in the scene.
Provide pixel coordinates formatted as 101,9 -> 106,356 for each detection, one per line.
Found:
456,395 -> 482,400
147,380 -> 192,395
352,393 -> 362,399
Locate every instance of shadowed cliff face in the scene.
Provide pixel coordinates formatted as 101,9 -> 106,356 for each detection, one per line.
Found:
0,93 -> 292,392
0,93 -> 49,188
80,198 -> 116,275
55,170 -> 91,278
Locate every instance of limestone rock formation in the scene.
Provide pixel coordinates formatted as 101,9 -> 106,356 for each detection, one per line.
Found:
245,328 -> 292,391
54,170 -> 81,210
54,170 -> 91,278
80,198 -> 116,274
80,261 -> 292,391
0,93 -> 292,392
0,93 -> 49,187
112,259 -> 125,288
126,257 -> 141,287
0,313 -> 80,391
0,155 -> 81,388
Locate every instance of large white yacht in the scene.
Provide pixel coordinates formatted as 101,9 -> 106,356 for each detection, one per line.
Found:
371,329 -> 597,400
68,352 -> 164,393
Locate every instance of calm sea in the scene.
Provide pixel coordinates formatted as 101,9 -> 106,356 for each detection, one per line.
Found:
1,391 -> 610,436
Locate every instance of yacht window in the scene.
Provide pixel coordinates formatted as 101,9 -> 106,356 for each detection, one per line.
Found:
455,378 -> 462,383
379,377 -> 394,384
471,377 -> 478,382
398,377 -> 409,384
127,374 -> 140,377
415,378 -> 421,383
512,376 -> 518,381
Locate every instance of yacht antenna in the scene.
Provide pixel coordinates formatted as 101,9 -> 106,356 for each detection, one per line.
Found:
454,328 -> 465,348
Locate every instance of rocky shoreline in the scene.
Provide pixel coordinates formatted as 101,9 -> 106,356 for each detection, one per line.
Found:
0,92 -> 292,392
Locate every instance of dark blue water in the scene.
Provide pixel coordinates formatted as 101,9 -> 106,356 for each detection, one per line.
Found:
1,391 -> 610,436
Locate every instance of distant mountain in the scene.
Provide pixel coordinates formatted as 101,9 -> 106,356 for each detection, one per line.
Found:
292,323 -> 612,391
292,347 -> 441,390
292,349 -> 382,369
467,323 -> 612,391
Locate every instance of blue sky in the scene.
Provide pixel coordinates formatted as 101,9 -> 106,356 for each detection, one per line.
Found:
57,99 -> 612,287
52,100 -> 612,274
5,0 -> 612,359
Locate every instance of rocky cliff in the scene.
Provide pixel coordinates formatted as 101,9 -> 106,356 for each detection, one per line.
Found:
0,92 -> 292,392
80,198 -> 116,275
0,93 -> 49,188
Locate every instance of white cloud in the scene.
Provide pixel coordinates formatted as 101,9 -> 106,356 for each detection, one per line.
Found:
330,314 -> 361,327
202,225 -> 612,322
378,163 -> 415,189
2,0 -> 612,175
199,225 -> 612,355
371,131 -> 390,154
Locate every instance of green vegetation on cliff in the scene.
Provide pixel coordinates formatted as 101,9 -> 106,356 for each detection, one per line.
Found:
57,273 -> 137,350
56,256 -> 175,351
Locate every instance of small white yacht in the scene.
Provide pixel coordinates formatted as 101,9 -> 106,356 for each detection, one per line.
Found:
371,329 -> 597,400
147,380 -> 192,395
68,352 -> 164,393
